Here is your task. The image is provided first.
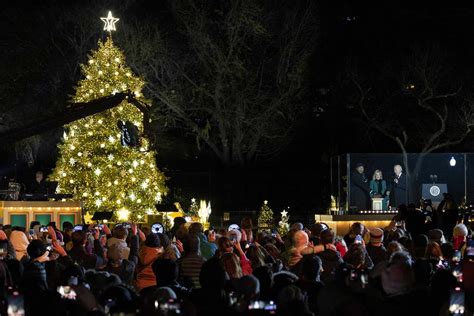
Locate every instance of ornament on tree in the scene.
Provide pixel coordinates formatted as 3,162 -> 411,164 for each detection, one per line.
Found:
257,200 -> 274,232
117,120 -> 140,147
278,209 -> 290,236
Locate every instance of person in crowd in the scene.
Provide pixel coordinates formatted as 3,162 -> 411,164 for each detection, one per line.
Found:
170,217 -> 187,239
389,164 -> 407,208
136,233 -> 163,291
350,162 -> 371,211
157,232 -> 181,261
452,223 -> 468,252
317,228 -> 343,284
436,193 -> 459,239
366,227 -> 387,266
188,222 -> 217,259
151,259 -> 191,299
309,222 -> 327,245
245,244 -> 266,270
343,222 -> 366,247
369,169 -> 389,210
295,255 -> 324,314
10,228 -> 29,261
428,228 -> 446,245
177,234 -> 206,289
105,223 -> 139,285
68,228 -> 105,269
414,234 -> 429,259
107,224 -> 130,259
216,236 -> 252,275
425,241 -> 445,268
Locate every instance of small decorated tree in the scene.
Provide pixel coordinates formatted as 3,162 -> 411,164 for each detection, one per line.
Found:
258,200 -> 274,231
188,198 -> 199,217
278,209 -> 290,236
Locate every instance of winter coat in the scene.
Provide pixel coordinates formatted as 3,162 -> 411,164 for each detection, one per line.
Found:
135,245 -> 163,290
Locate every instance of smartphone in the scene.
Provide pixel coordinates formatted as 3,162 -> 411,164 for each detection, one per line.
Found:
354,235 -> 363,244
7,292 -> 24,316
28,229 -> 35,237
449,288 -> 465,316
45,245 -> 53,252
57,286 -> 77,300
39,226 -> 48,233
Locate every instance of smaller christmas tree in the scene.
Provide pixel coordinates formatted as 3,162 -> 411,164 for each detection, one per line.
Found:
258,200 -> 274,231
278,209 -> 290,236
188,198 -> 199,217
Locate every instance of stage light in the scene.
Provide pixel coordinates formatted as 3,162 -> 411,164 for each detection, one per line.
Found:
450,156 -> 456,167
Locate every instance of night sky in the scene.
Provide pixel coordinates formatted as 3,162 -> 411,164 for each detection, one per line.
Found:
1,1 -> 474,216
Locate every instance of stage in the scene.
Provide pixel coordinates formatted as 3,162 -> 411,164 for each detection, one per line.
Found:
0,201 -> 82,228
314,214 -> 394,236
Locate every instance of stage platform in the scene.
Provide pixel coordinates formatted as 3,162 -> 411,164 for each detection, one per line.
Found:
314,214 -> 394,236
0,201 -> 82,229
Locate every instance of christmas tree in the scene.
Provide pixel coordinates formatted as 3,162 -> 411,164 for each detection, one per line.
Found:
257,200 -> 274,231
50,12 -> 167,221
188,198 -> 199,217
278,209 -> 290,236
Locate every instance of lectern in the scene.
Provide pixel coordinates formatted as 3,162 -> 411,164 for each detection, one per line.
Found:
372,197 -> 384,211
422,183 -> 448,202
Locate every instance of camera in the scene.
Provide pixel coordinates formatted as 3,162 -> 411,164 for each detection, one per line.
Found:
151,223 -> 164,234
39,226 -> 48,233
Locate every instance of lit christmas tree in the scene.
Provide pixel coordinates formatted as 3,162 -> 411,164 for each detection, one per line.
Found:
50,12 -> 167,221
257,200 -> 274,231
278,209 -> 290,236
188,198 -> 199,217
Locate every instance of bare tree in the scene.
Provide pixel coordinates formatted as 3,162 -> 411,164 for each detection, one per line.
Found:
346,45 -> 474,201
119,0 -> 318,166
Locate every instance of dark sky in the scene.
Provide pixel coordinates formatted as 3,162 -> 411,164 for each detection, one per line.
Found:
1,0 -> 474,213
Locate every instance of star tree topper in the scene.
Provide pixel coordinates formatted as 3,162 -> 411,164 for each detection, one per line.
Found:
281,210 -> 288,217
101,11 -> 119,32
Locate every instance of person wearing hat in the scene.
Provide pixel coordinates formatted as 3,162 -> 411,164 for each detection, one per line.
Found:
350,163 -> 371,211
366,227 -> 387,266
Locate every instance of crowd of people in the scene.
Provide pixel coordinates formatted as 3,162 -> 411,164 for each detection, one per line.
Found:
0,204 -> 472,315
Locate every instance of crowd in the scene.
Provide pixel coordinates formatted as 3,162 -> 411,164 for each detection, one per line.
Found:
0,204 -> 473,316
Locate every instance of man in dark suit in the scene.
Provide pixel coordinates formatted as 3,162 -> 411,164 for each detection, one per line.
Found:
389,164 -> 408,208
350,163 -> 371,211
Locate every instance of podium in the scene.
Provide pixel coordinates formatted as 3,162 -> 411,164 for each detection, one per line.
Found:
422,184 -> 447,201
372,197 -> 384,211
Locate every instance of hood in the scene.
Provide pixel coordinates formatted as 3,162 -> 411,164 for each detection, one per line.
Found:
139,245 -> 162,265
10,231 -> 29,256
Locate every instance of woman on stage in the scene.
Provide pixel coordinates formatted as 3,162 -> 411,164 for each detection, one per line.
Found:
369,170 -> 389,211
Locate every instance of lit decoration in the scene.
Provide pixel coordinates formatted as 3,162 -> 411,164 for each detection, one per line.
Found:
83,212 -> 94,224
450,156 -> 456,167
188,198 -> 199,216
198,200 -> 212,228
100,11 -> 119,32
49,20 -> 167,221
278,208 -> 290,236
258,200 -> 274,231
117,208 -> 130,221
